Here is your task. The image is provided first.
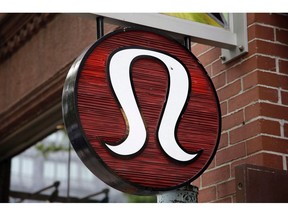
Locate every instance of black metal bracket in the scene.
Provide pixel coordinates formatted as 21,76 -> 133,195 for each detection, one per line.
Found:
0,159 -> 11,203
97,16 -> 104,40
184,36 -> 191,51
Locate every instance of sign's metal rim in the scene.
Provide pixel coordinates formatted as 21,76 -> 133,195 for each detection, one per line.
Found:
62,27 -> 222,195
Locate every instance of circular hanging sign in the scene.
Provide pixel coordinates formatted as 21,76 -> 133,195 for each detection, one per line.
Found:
62,28 -> 221,195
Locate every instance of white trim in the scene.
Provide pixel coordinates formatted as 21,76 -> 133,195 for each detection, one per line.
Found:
80,13 -> 249,63
93,13 -> 238,49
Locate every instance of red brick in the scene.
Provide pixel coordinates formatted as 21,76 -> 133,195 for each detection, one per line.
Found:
279,59 -> 288,75
217,79 -> 241,102
247,39 -> 258,56
205,64 -> 212,77
197,47 -> 221,67
229,121 -> 258,144
211,59 -> 228,76
229,119 -> 280,144
276,29 -> 288,45
282,91 -> 288,105
244,137 -> 260,154
222,109 -> 244,131
218,132 -> 228,150
248,39 -> 288,59
248,24 -> 275,42
213,196 -> 232,203
206,157 -> 216,171
220,101 -> 227,115
258,71 -> 288,90
261,119 -> 281,136
244,103 -> 261,122
198,186 -> 216,203
228,87 -> 258,112
253,13 -> 288,30
243,71 -> 258,91
244,70 -> 284,94
258,86 -> 279,103
228,86 -> 278,113
245,102 -> 288,122
256,40 -> 288,59
246,152 -> 283,170
202,165 -> 230,187
244,70 -> 288,91
211,72 -> 226,90
257,55 -> 276,71
217,179 -> 236,199
229,56 -> 276,87
247,13 -> 256,26
192,43 -> 213,58
261,103 -> 288,121
192,177 -> 201,188
227,56 -> 257,83
216,142 -> 246,166
246,135 -> 288,155
284,123 -> 288,138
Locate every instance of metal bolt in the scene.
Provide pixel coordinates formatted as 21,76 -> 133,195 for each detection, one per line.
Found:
238,45 -> 244,52
220,55 -> 226,61
237,182 -> 243,190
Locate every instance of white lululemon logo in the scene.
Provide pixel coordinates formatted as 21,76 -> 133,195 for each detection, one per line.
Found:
105,48 -> 200,162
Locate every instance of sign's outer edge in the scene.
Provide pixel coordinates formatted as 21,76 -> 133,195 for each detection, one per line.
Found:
62,27 -> 222,195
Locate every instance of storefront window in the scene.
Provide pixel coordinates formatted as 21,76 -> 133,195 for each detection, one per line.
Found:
9,128 -> 128,203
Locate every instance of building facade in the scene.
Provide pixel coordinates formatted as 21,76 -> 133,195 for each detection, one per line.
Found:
0,13 -> 287,203
191,13 -> 288,202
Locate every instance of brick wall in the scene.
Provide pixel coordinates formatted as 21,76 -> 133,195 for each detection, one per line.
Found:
191,13 -> 288,203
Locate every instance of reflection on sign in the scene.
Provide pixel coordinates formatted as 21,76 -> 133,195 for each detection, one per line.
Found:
163,13 -> 228,28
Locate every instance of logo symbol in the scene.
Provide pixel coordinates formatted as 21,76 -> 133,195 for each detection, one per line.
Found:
106,48 -> 200,162
62,29 -> 221,194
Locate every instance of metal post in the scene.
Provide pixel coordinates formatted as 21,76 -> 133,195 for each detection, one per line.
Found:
97,16 -> 104,40
157,185 -> 198,203
0,159 -> 11,203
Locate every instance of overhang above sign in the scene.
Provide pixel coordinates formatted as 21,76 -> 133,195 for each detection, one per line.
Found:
62,28 -> 221,195
91,13 -> 248,63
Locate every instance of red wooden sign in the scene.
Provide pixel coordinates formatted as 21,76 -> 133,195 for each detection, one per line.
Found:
62,28 -> 221,195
